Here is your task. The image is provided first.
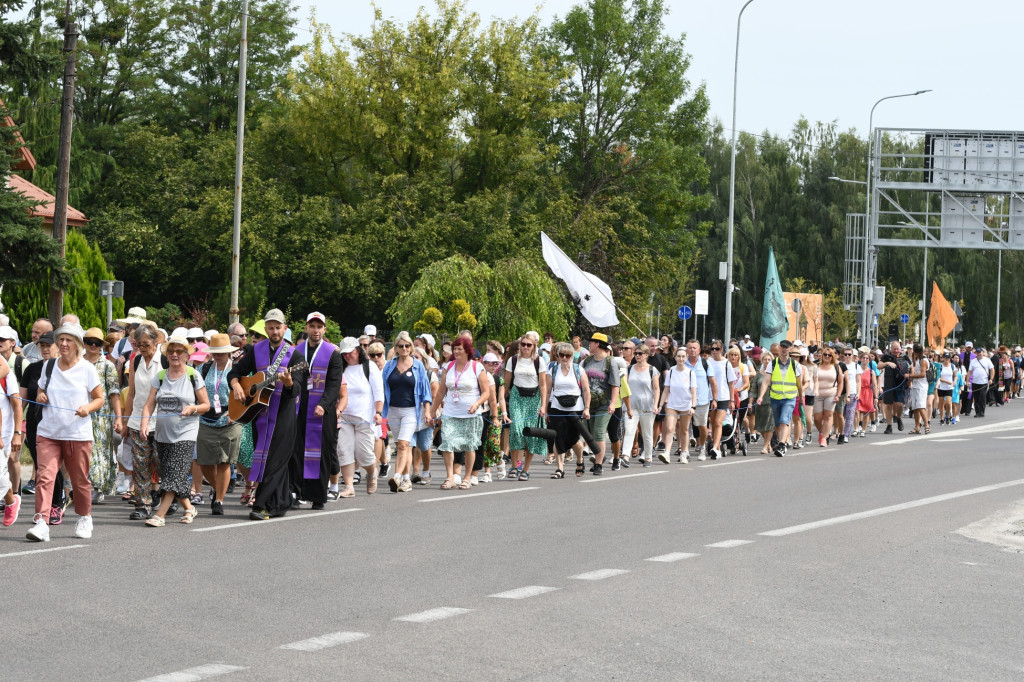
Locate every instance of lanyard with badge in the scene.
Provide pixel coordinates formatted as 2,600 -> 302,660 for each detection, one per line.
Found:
211,361 -> 231,415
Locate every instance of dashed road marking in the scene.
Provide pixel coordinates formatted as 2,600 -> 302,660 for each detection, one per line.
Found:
579,471 -> 668,484
700,459 -> 762,468
191,508 -> 362,532
137,664 -> 247,682
488,586 -> 560,600
646,552 -> 699,562
568,568 -> 630,580
0,544 -> 87,559
394,607 -> 473,623
280,631 -> 369,651
420,487 -> 538,503
705,539 -> 754,548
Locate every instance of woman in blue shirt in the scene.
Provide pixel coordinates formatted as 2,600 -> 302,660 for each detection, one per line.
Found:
381,331 -> 433,492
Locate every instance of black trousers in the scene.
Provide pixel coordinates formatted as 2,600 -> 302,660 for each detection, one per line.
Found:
971,383 -> 988,416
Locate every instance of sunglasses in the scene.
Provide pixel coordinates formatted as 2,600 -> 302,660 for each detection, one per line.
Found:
166,349 -> 187,356
85,339 -> 104,347
711,346 -> 722,351
396,343 -> 412,349
360,343 -> 369,348
557,353 -> 573,359
520,342 -> 534,348
368,352 -> 383,358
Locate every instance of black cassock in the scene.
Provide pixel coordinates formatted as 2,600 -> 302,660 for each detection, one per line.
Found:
291,344 -> 344,505
228,343 -> 305,516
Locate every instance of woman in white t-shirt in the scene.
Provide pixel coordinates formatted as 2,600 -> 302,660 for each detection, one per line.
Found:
706,343 -> 735,459
336,339 -> 385,498
433,336 -> 490,490
623,345 -> 661,465
27,324 -> 105,543
725,347 -> 750,454
541,342 -> 591,478
500,332 -> 547,481
657,348 -> 697,463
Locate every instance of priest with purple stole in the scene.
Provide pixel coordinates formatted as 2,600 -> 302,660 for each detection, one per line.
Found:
291,312 -> 343,509
229,309 -> 305,521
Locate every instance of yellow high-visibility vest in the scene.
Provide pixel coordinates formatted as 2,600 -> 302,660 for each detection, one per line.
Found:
769,358 -> 799,400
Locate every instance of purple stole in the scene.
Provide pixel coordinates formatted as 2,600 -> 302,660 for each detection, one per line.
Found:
295,339 -> 337,479
250,340 -> 294,482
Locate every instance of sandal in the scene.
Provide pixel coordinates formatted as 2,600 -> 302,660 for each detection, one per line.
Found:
542,455 -> 555,466
575,462 -> 585,477
551,469 -> 564,479
180,507 -> 198,524
925,427 -> 931,434
908,429 -> 921,435
338,486 -> 355,498
519,471 -> 530,481
458,479 -> 472,490
439,479 -> 455,490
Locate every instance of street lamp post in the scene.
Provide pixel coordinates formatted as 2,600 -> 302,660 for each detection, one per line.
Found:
723,0 -> 757,347
862,89 -> 932,345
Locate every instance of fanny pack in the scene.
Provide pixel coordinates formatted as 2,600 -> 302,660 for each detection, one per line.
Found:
515,385 -> 539,398
556,394 -> 579,408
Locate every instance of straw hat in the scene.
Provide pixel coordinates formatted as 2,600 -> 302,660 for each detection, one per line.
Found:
205,333 -> 234,354
164,334 -> 194,357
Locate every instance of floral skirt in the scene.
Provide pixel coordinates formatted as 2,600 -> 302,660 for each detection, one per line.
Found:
508,390 -> 546,455
439,416 -> 483,453
238,422 -> 254,468
156,440 -> 195,498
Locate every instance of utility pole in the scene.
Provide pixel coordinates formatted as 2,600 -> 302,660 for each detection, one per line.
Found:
48,0 -> 78,325
229,0 -> 250,325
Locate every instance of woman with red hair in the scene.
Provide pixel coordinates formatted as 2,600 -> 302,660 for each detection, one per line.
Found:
432,336 -> 490,490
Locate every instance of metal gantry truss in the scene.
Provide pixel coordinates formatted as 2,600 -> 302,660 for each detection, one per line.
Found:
852,127 -> 1024,344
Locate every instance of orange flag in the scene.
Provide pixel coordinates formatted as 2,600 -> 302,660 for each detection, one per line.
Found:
927,282 -> 957,351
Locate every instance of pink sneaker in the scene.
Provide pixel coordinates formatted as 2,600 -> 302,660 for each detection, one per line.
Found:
49,506 -> 64,525
2,494 -> 20,526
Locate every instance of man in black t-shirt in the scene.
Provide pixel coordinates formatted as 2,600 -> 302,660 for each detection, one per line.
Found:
878,340 -> 907,434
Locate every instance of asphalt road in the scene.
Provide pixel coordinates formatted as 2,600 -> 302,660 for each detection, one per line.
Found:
3,404 -> 1023,682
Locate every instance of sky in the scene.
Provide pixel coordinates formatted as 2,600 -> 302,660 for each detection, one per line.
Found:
290,0 -> 1023,139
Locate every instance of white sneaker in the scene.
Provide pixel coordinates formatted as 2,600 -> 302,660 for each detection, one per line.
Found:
696,452 -> 706,461
453,474 -> 462,486
496,463 -> 507,480
26,516 -> 50,542
418,472 -> 432,486
481,472 -> 492,483
869,423 -> 877,432
74,515 -> 93,539
681,455 -> 690,463
470,475 -> 479,486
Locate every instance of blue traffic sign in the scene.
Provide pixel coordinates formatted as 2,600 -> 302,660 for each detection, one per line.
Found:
899,313 -> 910,324
678,306 -> 693,321
873,314 -> 879,326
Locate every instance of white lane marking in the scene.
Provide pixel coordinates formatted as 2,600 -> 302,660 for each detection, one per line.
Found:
700,459 -> 762,468
137,664 -> 247,682
280,631 -> 369,651
960,561 -> 984,566
488,586 -> 560,600
568,568 -> 630,580
0,544 -> 86,559
646,552 -> 699,562
993,436 -> 1024,439
419,487 -> 538,503
931,438 -> 969,442
705,539 -> 753,548
760,478 -> 1024,537
191,508 -> 363,532
579,471 -> 668,484
394,607 -> 473,623
875,417 -> 1024,446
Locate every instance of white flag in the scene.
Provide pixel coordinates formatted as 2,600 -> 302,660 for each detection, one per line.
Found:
541,232 -> 619,328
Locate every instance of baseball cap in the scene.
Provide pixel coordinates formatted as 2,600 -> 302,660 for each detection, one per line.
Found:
482,352 -> 501,363
965,341 -> 974,348
0,325 -> 16,341
417,333 -> 435,349
265,308 -> 286,324
306,311 -> 326,324
339,336 -> 358,353
364,324 -> 377,337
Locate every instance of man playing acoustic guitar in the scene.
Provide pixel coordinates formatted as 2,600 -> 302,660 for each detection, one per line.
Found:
229,309 -> 307,520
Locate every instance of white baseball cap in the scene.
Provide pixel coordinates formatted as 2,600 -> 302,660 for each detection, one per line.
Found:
0,325 -> 16,341
965,341 -> 974,348
307,311 -> 326,324
171,326 -> 189,339
339,336 -> 359,353
187,327 -> 204,340
364,324 -> 377,337
417,333 -> 436,349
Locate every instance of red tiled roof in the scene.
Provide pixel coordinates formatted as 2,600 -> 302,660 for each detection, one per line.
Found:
6,173 -> 88,226
0,97 -> 36,171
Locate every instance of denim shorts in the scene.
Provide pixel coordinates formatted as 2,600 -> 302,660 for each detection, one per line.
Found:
771,398 -> 797,426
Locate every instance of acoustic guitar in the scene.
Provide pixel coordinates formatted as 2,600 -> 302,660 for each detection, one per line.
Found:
228,360 -> 309,425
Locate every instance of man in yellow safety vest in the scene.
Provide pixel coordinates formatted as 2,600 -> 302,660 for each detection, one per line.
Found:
754,339 -> 804,457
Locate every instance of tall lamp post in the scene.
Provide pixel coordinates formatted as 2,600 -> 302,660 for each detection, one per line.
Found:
862,89 -> 932,344
723,0 -> 757,346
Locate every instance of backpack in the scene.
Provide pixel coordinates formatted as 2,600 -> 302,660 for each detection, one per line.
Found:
547,360 -> 583,388
133,352 -> 169,374
895,355 -> 912,378
12,353 -> 28,385
925,360 -> 938,383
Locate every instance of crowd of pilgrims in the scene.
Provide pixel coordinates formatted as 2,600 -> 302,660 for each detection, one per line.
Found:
0,304 -> 1020,541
